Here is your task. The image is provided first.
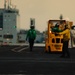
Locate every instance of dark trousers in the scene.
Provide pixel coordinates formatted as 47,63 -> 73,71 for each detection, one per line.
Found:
29,38 -> 34,51
62,40 -> 70,57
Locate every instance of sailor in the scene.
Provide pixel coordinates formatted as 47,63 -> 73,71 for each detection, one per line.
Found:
26,25 -> 36,51
52,23 -> 62,32
59,25 -> 70,58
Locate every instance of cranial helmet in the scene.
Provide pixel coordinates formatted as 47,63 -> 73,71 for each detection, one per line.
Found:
55,23 -> 59,27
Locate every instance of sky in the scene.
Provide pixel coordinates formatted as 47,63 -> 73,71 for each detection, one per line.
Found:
0,0 -> 75,32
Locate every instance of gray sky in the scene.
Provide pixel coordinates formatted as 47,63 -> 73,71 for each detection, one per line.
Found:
0,0 -> 75,32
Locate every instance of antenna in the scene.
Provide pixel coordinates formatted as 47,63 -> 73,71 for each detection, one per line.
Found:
10,0 -> 11,6
8,0 -> 10,9
4,0 -> 6,9
9,0 -> 12,9
9,0 -> 15,9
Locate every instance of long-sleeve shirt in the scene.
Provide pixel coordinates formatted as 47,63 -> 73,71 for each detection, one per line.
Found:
26,29 -> 36,40
59,29 -> 70,41
52,27 -> 62,32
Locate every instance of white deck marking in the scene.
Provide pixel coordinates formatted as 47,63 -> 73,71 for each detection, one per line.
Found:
17,46 -> 29,52
11,46 -> 29,52
11,46 -> 23,51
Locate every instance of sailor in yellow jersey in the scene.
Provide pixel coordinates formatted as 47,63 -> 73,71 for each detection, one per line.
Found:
59,25 -> 70,58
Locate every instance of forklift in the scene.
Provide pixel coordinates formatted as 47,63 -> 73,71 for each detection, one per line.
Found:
45,20 -> 73,53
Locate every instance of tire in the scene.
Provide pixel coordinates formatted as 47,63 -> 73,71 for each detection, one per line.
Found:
48,46 -> 51,53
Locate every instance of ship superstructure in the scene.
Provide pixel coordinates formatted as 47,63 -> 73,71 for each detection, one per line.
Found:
0,0 -> 20,45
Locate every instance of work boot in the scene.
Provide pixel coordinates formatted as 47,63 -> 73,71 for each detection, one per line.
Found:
60,55 -> 65,58
30,49 -> 32,51
30,48 -> 32,51
65,55 -> 70,58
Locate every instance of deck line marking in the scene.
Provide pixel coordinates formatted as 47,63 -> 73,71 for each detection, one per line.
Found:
17,46 -> 29,52
11,46 -> 23,51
